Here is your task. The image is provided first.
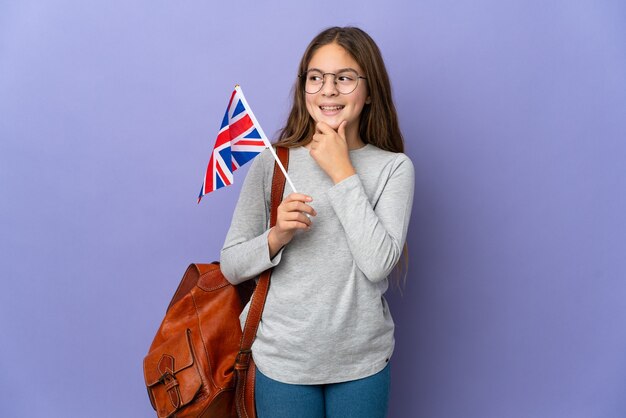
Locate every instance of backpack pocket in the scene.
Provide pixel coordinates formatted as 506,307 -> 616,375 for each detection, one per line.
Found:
144,328 -> 202,418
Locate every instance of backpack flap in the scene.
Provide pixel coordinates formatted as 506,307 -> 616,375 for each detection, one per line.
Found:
144,329 -> 202,418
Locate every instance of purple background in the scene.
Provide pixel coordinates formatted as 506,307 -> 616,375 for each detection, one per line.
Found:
1,1 -> 625,417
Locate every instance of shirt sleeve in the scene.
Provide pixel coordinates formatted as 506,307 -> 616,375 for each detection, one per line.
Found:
220,151 -> 285,285
325,153 -> 415,283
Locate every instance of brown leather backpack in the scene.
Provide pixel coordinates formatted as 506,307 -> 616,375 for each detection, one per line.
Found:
143,146 -> 289,417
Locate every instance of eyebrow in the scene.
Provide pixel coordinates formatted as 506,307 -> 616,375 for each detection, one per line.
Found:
307,67 -> 358,73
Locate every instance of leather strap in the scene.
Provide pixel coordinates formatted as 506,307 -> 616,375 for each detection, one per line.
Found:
236,146 -> 289,367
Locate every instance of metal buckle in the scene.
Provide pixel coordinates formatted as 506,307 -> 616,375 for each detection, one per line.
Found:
235,349 -> 252,367
158,370 -> 174,384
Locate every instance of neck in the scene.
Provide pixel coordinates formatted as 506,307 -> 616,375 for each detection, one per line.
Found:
345,123 -> 365,150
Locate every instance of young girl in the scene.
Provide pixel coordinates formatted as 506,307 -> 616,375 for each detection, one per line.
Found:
220,26 -> 414,418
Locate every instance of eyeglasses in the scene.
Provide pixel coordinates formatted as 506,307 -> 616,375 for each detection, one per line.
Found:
299,69 -> 367,95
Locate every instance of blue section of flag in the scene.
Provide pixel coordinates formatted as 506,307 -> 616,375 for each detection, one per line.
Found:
220,109 -> 229,130
215,174 -> 225,190
231,99 -> 245,118
232,151 -> 259,167
218,147 -> 231,168
244,128 -> 261,139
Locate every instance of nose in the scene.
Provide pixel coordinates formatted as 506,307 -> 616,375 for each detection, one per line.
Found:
320,74 -> 338,96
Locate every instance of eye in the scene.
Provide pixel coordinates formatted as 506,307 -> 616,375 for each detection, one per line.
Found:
337,72 -> 356,83
306,71 -> 324,82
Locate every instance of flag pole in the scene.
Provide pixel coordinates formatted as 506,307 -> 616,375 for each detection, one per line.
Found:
235,85 -> 298,193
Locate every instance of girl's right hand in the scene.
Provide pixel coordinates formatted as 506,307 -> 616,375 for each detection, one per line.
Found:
268,193 -> 316,257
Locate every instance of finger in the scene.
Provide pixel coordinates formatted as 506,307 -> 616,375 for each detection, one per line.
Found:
338,120 -> 347,140
284,212 -> 313,226
277,216 -> 313,229
288,201 -> 317,216
296,212 -> 313,226
315,121 -> 335,135
277,220 -> 307,231
285,193 -> 313,203
288,220 -> 311,230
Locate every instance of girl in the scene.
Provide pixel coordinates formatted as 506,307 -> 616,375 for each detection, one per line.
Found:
221,26 -> 414,418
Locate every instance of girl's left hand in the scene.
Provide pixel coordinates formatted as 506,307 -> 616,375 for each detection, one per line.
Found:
309,121 -> 357,184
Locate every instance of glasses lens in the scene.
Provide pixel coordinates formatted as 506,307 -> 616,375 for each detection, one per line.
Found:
335,70 -> 359,94
304,70 -> 324,94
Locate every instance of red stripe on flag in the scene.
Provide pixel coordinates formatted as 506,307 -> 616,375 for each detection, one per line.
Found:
227,90 -> 237,111
229,114 -> 254,139
234,139 -> 265,146
215,129 -> 230,148
203,154 -> 214,193
215,160 -> 231,187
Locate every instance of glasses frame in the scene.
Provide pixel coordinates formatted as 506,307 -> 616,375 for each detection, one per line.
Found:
299,69 -> 367,95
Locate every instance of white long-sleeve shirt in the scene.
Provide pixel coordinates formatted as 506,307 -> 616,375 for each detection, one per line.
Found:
220,143 -> 414,384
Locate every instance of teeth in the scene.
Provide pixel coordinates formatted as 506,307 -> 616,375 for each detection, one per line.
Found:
320,105 -> 344,111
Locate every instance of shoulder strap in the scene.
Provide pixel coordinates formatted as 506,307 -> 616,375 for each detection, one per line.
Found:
236,146 -> 289,364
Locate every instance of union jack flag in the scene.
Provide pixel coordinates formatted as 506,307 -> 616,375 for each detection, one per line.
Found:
198,85 -> 271,202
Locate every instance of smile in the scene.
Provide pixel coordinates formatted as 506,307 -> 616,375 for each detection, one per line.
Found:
319,105 -> 345,111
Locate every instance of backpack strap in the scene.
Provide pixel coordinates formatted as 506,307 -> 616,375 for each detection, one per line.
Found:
236,146 -> 289,368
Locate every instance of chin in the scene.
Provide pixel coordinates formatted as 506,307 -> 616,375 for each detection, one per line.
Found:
316,115 -> 341,130
326,121 -> 341,130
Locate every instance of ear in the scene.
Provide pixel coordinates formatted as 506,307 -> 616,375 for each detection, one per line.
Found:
365,96 -> 372,105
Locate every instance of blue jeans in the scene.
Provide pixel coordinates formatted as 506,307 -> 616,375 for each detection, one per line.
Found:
254,362 -> 391,418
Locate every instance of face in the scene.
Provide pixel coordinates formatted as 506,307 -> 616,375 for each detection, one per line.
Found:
304,43 -> 370,134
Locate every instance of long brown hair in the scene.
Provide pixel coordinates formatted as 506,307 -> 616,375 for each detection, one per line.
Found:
275,26 -> 409,291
